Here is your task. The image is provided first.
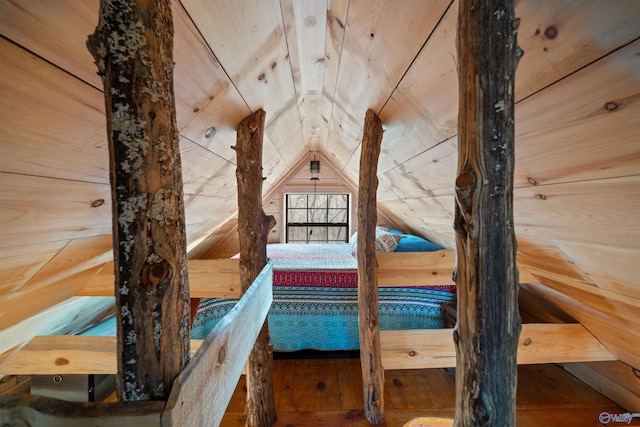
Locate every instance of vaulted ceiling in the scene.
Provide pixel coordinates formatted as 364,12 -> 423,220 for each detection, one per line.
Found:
1,1 -> 639,369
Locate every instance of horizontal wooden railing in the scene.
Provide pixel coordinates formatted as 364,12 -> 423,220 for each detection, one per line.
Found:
380,323 -> 616,370
0,262 -> 273,426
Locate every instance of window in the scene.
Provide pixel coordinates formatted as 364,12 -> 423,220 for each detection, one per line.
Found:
286,194 -> 349,243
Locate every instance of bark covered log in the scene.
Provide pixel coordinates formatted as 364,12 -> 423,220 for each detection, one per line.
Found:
454,0 -> 522,425
357,109 -> 385,425
235,109 -> 277,426
86,0 -> 190,401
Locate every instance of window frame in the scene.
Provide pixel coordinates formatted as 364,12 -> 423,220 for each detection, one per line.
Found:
285,193 -> 350,243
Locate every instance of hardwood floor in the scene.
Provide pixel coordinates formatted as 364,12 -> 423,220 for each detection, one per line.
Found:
221,354 -> 636,427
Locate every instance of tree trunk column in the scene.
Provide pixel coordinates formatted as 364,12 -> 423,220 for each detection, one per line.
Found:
235,109 -> 277,426
87,0 -> 190,401
358,109 -> 385,425
454,0 -> 522,425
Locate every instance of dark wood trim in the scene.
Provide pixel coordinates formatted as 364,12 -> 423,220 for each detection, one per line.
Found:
454,0 -> 523,424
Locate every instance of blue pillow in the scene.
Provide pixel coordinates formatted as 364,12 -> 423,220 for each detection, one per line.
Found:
395,234 -> 441,252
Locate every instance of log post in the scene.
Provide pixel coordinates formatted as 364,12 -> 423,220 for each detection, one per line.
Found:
454,0 -> 522,425
357,109 -> 385,425
235,109 -> 277,426
86,0 -> 191,401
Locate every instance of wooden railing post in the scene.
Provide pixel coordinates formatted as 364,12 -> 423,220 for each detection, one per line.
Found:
235,109 -> 277,426
87,0 -> 190,401
358,109 -> 385,425
454,0 -> 522,424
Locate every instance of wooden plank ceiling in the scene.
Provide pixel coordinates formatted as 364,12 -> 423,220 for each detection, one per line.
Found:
0,0 -> 639,369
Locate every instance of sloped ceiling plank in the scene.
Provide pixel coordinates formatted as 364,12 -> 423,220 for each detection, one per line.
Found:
552,240 -> 639,297
0,173 -> 112,248
320,0 -> 349,149
171,1 -> 242,130
0,235 -> 113,329
181,0 -> 300,124
376,1 -> 457,175
327,0 -> 450,174
179,137 -> 237,198
0,0 -> 220,131
513,0 -> 640,101
376,0 -> 639,180
281,0 -> 328,149
0,0 -> 101,89
378,137 -> 457,202
17,235 -> 112,294
513,175 -> 639,249
514,40 -> 640,187
179,84 -> 252,163
0,241 -> 68,295
0,38 -> 107,183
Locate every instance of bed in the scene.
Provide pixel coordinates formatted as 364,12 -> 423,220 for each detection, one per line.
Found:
191,228 -> 456,352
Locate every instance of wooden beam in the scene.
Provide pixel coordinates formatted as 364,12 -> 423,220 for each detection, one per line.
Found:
380,324 -> 616,370
234,109 -> 277,426
376,251 -> 539,287
0,336 -> 204,376
87,0 -> 190,401
454,0 -> 522,424
163,262 -> 273,426
357,109 -> 385,425
77,259 -> 242,298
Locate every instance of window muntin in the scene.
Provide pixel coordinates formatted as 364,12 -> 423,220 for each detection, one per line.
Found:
286,194 -> 349,243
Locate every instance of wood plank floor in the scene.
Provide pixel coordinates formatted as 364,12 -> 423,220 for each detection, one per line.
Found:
221,355 -> 637,427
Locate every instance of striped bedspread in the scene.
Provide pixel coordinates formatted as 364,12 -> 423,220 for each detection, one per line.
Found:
192,243 -> 456,351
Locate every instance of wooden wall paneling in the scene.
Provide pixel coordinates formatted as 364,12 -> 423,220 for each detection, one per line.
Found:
562,361 -> 640,412
377,0 -> 457,173
0,241 -> 68,295
18,235 -> 112,294
377,137 -> 458,203
0,39 -> 107,182
0,0 -> 101,89
552,240 -> 639,297
0,236 -> 113,329
513,175 -> 639,248
280,0 -> 328,150
514,40 -> 640,187
0,173 -> 112,248
513,0 -> 640,101
179,137 -> 237,198
523,282 -> 640,370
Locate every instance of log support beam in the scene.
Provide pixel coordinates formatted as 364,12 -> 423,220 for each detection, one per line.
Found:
454,0 -> 522,424
235,109 -> 277,426
87,0 -> 190,401
357,109 -> 385,425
